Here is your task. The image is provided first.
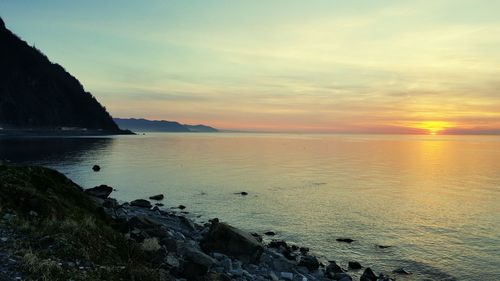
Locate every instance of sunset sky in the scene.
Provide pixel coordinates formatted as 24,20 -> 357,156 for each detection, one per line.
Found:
1,1 -> 500,134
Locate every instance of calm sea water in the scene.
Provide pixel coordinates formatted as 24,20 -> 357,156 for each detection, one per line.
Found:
1,133 -> 499,280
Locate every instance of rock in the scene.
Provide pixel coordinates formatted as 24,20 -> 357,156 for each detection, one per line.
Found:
377,245 -> 391,249
239,192 -> 248,196
130,199 -> 152,208
264,231 -> 276,236
251,232 -> 263,242
201,221 -> 263,264
92,165 -> 100,172
102,198 -> 119,209
299,247 -> 309,255
269,271 -> 279,281
392,267 -> 411,275
155,203 -> 164,207
149,194 -> 164,200
280,272 -> 294,280
127,216 -> 159,230
183,245 -> 217,268
334,272 -> 352,281
181,245 -> 217,280
268,240 -> 288,249
298,255 -> 320,271
360,267 -> 377,281
336,238 -> 355,243
348,261 -> 362,269
325,261 -> 343,278
178,205 -> 186,210
84,185 -> 113,199
330,272 -> 352,281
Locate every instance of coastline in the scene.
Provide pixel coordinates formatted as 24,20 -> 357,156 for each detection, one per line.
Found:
0,129 -> 134,137
0,165 -> 404,281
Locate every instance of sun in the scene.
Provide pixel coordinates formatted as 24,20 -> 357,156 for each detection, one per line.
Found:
415,121 -> 451,135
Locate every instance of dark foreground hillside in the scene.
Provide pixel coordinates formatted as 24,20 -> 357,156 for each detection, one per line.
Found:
0,17 -> 123,133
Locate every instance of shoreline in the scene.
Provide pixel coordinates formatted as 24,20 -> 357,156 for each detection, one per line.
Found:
0,129 -> 134,137
0,165 -> 411,281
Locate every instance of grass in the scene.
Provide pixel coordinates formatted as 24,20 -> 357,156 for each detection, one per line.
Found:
0,165 -> 172,281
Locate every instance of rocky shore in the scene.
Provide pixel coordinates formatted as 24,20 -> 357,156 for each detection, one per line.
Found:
0,165 -> 399,281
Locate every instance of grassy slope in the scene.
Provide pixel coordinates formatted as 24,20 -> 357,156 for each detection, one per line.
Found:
0,165 -> 170,281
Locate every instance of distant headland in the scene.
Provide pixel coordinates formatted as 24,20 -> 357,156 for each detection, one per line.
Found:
114,118 -> 218,133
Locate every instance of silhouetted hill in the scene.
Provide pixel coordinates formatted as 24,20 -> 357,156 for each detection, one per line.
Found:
114,118 -> 218,132
0,17 -> 126,134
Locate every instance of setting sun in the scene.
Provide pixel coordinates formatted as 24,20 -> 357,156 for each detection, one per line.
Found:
415,121 -> 452,135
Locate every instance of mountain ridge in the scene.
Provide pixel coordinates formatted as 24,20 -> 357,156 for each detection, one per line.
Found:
114,118 -> 218,133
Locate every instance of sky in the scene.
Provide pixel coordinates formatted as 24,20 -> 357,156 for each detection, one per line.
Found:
1,0 -> 500,134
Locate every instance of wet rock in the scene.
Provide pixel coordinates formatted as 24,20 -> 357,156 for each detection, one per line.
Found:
298,255 -> 320,271
299,247 -> 309,255
178,205 -> 186,210
251,232 -> 263,242
155,203 -> 164,207
392,267 -> 411,275
268,240 -> 288,249
360,267 -> 377,281
92,165 -> 100,172
84,185 -> 113,199
264,231 -> 276,236
130,199 -> 152,208
336,238 -> 355,243
325,261 -> 343,278
377,245 -> 391,249
347,261 -> 362,269
201,221 -> 263,264
237,192 -> 248,196
149,194 -> 164,200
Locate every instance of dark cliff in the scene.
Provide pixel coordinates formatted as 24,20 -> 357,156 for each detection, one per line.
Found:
0,17 -> 123,132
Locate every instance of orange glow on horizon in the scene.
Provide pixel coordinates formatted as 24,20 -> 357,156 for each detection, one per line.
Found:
413,121 -> 452,135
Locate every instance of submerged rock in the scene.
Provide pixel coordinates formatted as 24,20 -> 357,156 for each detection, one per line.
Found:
149,194 -> 164,200
130,199 -> 152,208
264,231 -> 276,236
336,238 -> 355,243
393,267 -> 412,275
201,221 -> 263,264
84,184 -> 113,199
92,165 -> 100,172
360,267 -> 377,281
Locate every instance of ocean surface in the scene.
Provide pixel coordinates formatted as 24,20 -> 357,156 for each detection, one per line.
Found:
1,133 -> 499,280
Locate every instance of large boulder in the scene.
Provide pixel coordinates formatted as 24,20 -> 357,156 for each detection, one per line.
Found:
298,255 -> 320,271
180,244 -> 216,281
84,184 -> 113,199
360,267 -> 377,281
200,221 -> 263,264
130,199 -> 152,208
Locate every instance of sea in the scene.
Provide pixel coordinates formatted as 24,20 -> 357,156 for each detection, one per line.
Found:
1,133 -> 499,280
